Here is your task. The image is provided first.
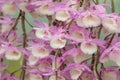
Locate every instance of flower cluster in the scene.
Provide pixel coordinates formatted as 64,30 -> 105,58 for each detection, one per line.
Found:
0,0 -> 120,80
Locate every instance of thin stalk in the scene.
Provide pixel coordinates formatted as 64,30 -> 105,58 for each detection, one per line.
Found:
92,27 -> 102,80
47,16 -> 52,26
11,67 -> 22,76
55,49 -> 60,80
103,0 -> 107,3
20,11 -> 27,80
0,12 -> 3,62
96,0 -> 99,4
111,0 -> 115,12
80,0 -> 85,7
106,33 -> 115,48
5,11 -> 22,40
25,18 -> 33,27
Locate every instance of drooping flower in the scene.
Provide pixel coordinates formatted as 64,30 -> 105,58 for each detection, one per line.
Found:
109,49 -> 120,66
49,75 -> 66,80
30,74 -> 43,80
50,34 -> 67,49
50,2 -> 71,22
102,14 -> 120,33
80,41 -> 98,54
100,42 -> 120,66
63,48 -> 89,64
34,21 -> 52,40
76,11 -> 101,28
2,3 -> 17,15
38,60 -> 51,72
18,1 -> 29,12
82,12 -> 101,27
5,48 -> 22,60
81,71 -> 94,80
28,55 -> 39,66
35,4 -> 54,16
63,63 -> 91,80
30,45 -> 50,58
66,26 -> 89,42
101,69 -> 118,80
55,10 -> 70,22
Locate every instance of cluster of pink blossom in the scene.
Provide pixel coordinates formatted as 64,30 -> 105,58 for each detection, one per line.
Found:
0,0 -> 120,80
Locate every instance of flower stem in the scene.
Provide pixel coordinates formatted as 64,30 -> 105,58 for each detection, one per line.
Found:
55,49 -> 60,80
20,11 -> 27,80
5,10 -> 22,40
92,27 -> 102,80
111,0 -> 115,12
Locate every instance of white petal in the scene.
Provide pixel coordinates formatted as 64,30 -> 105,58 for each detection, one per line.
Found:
1,24 -> 12,33
100,55 -> 109,63
35,28 -> 51,39
5,50 -> 22,60
80,41 -> 97,54
71,30 -> 84,40
82,14 -> 101,27
38,61 -> 51,72
102,17 -> 120,33
28,55 -> 39,66
0,48 -> 5,55
49,75 -> 65,80
70,68 -> 82,80
65,55 -> 74,64
102,72 -> 117,80
73,52 -> 88,63
19,2 -> 28,12
36,5 -> 54,15
81,73 -> 92,80
76,17 -> 85,27
31,11 -> 39,18
31,46 -> 50,58
2,3 -> 17,15
67,0 -> 78,9
109,50 -> 120,66
30,74 -> 43,80
50,36 -> 66,49
55,10 -> 70,21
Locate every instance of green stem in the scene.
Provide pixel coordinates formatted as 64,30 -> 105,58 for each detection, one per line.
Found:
103,0 -> 107,3
106,33 -> 115,48
96,0 -> 99,4
20,11 -> 27,80
55,49 -> 60,80
111,0 -> 115,12
92,27 -> 102,80
5,11 -> 22,40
